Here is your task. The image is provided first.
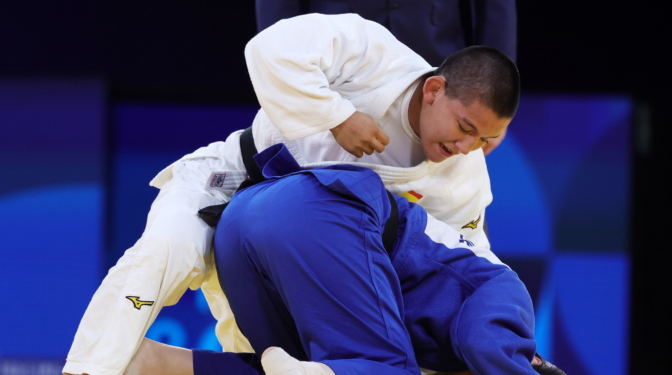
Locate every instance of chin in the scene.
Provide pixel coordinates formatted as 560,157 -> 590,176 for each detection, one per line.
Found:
429,153 -> 450,163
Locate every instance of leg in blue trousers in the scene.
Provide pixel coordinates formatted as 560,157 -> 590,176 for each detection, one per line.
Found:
214,174 -> 420,375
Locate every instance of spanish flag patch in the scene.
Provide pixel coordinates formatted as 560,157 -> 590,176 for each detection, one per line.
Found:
398,190 -> 423,203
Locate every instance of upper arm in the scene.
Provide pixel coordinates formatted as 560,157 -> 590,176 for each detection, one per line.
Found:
245,13 -> 419,140
245,14 -> 362,140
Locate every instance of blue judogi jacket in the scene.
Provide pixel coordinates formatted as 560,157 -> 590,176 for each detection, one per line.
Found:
195,143 -> 536,375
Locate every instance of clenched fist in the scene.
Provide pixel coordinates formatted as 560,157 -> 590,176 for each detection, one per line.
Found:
330,111 -> 390,158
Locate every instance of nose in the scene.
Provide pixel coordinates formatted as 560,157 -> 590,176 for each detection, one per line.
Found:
456,135 -> 479,155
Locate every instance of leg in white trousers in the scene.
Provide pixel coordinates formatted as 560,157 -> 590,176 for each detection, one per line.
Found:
63,159 -> 251,375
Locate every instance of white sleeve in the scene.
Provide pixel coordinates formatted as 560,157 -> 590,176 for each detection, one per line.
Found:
424,211 -> 504,266
245,13 -> 412,140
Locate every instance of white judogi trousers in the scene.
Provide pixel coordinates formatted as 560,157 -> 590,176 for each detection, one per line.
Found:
63,154 -> 253,375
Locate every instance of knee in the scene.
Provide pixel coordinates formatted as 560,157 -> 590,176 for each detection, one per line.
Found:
132,214 -> 213,276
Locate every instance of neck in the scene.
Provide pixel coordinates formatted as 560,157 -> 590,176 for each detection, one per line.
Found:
408,78 -> 426,137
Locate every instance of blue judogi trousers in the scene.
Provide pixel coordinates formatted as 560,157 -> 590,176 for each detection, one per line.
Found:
195,144 -> 537,375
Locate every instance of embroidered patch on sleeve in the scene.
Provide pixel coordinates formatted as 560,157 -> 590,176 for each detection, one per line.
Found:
398,190 -> 423,203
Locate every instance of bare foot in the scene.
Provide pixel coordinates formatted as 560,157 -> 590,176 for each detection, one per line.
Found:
261,347 -> 335,375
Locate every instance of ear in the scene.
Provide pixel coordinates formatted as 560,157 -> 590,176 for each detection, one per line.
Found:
422,76 -> 446,105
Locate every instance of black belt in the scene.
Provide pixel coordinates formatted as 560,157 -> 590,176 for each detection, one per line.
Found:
198,127 -> 398,253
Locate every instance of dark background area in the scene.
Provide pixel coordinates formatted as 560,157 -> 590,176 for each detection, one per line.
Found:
1,1 -> 669,373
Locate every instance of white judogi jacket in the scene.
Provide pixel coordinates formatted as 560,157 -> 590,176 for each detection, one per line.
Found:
153,13 -> 492,249
64,13 -> 494,375
150,12 -> 495,351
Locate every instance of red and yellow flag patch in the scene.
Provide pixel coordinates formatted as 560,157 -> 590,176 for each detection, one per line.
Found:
398,190 -> 423,203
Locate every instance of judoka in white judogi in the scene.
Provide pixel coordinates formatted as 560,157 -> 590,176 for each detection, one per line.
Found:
64,13 -> 515,375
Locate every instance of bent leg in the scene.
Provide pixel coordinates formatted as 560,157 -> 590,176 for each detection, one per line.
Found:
64,164 -> 224,375
123,338 -> 194,375
199,261 -> 254,353
215,175 -> 420,375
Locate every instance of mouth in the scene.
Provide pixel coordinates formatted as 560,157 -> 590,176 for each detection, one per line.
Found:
439,142 -> 455,157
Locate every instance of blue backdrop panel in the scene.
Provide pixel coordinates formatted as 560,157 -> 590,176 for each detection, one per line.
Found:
489,94 -> 632,375
111,94 -> 632,375
488,95 -> 631,254
551,254 -> 630,375
0,79 -> 105,365
0,185 -> 103,357
0,92 -> 629,374
0,79 -> 106,196
0,93 -> 620,374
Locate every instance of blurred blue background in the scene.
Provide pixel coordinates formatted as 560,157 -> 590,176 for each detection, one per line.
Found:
1,1 -> 670,375
0,80 -> 631,375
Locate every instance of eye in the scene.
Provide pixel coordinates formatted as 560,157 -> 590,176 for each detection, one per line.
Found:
480,138 -> 489,144
458,123 -> 469,134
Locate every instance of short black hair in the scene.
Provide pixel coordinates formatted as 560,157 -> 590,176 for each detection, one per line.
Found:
435,46 -> 520,119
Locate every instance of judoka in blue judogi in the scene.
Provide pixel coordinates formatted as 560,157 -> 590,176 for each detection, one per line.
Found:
194,143 -> 538,375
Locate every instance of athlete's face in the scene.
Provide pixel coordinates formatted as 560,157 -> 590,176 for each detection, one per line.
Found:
416,76 -> 510,163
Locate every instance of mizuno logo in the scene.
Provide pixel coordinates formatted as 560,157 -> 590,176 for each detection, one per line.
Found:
461,215 -> 481,230
459,234 -> 474,247
126,296 -> 155,310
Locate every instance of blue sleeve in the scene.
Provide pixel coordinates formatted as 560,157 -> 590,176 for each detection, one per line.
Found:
392,196 -> 537,374
193,350 -> 263,375
450,271 -> 537,375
